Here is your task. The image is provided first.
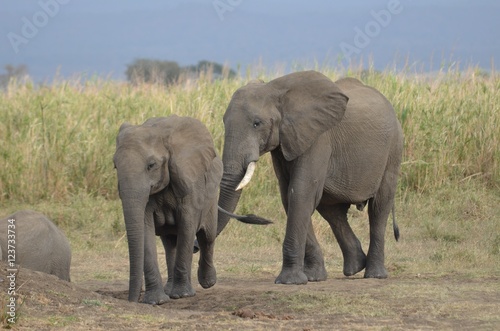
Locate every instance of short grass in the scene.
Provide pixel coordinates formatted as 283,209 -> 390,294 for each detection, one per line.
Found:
0,66 -> 499,328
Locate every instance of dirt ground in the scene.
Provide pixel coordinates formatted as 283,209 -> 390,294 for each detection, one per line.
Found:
1,260 -> 498,330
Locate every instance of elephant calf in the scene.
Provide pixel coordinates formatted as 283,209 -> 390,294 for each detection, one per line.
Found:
114,115 -> 224,304
0,210 -> 72,281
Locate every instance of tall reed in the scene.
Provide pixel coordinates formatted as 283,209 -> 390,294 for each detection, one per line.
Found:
0,68 -> 498,205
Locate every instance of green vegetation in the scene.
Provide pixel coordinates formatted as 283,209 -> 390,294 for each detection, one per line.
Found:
125,58 -> 236,85
0,65 -> 498,276
47,315 -> 79,327
0,65 -> 499,330
1,67 -> 498,203
0,64 -> 28,89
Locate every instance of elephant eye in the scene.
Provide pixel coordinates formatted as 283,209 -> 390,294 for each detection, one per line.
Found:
147,160 -> 156,171
253,119 -> 262,128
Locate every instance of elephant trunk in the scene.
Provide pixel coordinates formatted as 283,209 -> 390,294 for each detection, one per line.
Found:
119,182 -> 149,302
217,172 -> 243,235
217,130 -> 260,235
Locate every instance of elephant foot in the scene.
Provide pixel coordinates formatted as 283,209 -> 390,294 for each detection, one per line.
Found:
304,262 -> 327,282
343,251 -> 367,277
198,265 -> 217,289
275,268 -> 308,285
364,265 -> 388,279
168,284 -> 196,299
142,289 -> 170,305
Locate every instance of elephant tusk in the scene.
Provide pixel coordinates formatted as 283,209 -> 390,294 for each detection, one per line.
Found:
235,162 -> 256,191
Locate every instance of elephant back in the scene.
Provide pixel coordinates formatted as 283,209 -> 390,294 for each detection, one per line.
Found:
0,210 -> 72,281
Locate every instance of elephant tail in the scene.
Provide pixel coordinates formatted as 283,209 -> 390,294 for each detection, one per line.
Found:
392,205 -> 400,241
218,206 -> 273,225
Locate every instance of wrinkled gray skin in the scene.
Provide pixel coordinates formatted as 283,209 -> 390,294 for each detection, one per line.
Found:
114,115 -> 223,304
217,71 -> 403,284
0,210 -> 71,282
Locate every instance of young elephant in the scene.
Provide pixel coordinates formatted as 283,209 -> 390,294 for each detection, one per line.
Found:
114,115 -> 223,304
0,210 -> 72,282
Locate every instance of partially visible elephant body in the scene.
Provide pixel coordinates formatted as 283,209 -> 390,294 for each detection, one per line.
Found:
114,115 -> 223,304
0,210 -> 72,282
217,71 -> 403,285
320,77 -> 402,206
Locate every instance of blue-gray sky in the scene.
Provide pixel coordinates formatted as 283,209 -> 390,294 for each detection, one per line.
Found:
1,0 -> 498,81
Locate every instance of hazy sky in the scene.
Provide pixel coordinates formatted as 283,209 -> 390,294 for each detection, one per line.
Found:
1,0 -> 498,81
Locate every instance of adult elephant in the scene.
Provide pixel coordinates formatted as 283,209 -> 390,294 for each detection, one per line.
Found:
0,210 -> 72,281
114,115 -> 270,304
217,71 -> 403,284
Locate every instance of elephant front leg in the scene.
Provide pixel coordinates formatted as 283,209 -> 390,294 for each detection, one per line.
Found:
143,221 -> 170,305
304,224 -> 327,282
275,188 -> 318,285
167,210 -> 197,299
275,224 -> 308,284
273,148 -> 330,285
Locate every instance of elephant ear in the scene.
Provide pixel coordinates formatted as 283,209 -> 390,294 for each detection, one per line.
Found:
118,122 -> 133,132
116,122 -> 134,146
268,71 -> 349,161
162,116 -> 219,200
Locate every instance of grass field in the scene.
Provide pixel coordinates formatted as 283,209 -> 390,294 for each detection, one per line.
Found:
1,67 -> 499,329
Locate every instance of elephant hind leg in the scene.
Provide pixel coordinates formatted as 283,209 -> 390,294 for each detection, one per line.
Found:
196,214 -> 217,288
317,203 -> 366,277
365,181 -> 396,279
160,235 -> 176,295
196,227 -> 217,289
364,199 -> 391,279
